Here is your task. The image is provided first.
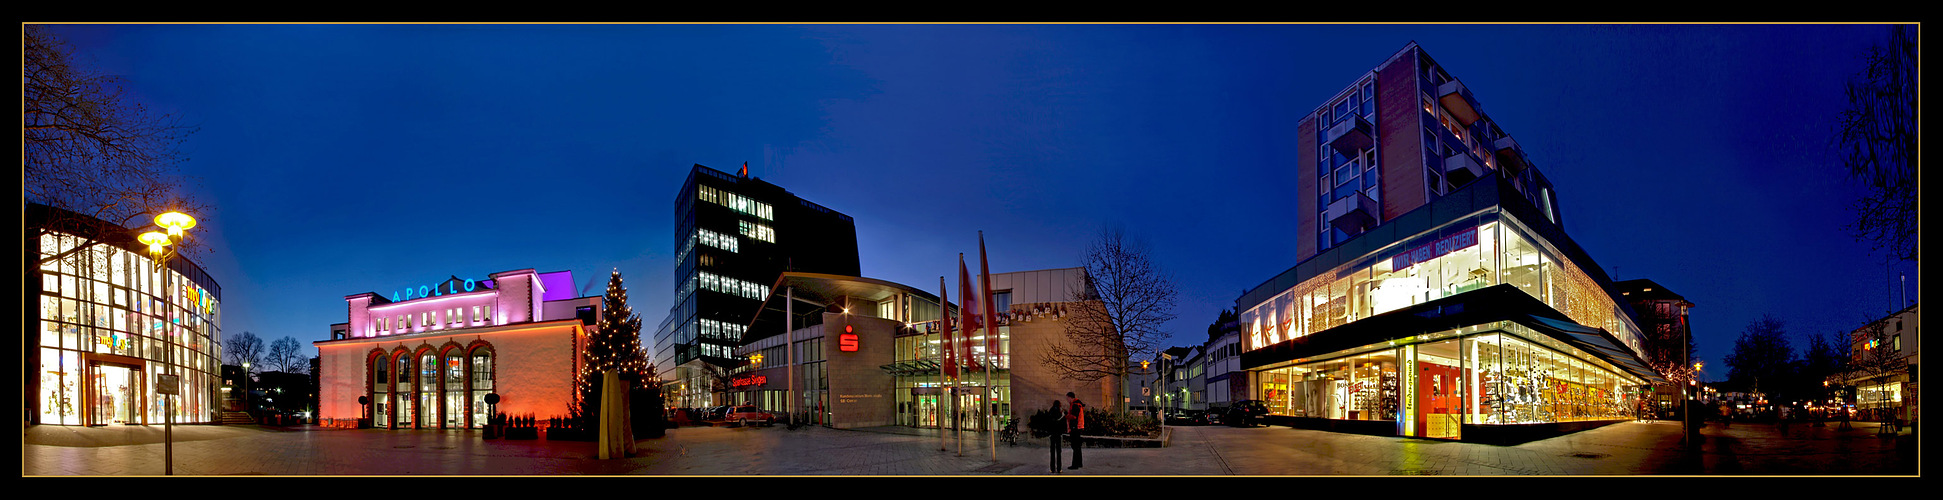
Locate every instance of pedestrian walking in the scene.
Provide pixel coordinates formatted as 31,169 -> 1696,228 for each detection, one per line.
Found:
1066,392 -> 1085,470
1048,399 -> 1064,474
1719,403 -> 1731,428
1778,405 -> 1791,434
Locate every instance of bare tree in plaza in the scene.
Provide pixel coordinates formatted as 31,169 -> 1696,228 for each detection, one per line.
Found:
225,331 -> 265,374
1042,227 -> 1178,413
267,336 -> 304,374
24,25 -> 208,267
1833,24 -> 1918,263
1847,315 -> 1907,424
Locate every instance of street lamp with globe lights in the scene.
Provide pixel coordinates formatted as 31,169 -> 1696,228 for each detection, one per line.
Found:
140,210 -> 196,475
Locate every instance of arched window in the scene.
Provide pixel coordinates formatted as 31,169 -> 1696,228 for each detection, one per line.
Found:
444,352 -> 463,428
396,354 -> 413,428
372,354 -> 390,428
419,352 -> 437,428
470,347 -> 494,428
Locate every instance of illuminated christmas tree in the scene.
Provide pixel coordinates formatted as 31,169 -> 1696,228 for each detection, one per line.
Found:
571,269 -> 648,428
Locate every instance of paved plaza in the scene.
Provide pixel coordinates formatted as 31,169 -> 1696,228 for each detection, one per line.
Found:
21,419 -> 1918,476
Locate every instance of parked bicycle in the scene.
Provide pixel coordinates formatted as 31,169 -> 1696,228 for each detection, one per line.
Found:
999,415 -> 1021,446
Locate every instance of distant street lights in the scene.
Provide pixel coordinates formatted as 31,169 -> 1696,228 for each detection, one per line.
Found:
141,210 -> 197,476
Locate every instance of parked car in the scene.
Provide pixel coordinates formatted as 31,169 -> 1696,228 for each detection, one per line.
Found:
726,405 -> 775,427
1164,409 -> 1214,426
1225,400 -> 1269,427
705,406 -> 733,421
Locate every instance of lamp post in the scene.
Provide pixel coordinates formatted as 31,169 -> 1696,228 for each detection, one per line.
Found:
242,361 -> 251,419
141,210 -> 196,475
1159,352 -> 1172,429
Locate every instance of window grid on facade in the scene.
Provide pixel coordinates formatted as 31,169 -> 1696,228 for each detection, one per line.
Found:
698,185 -> 775,220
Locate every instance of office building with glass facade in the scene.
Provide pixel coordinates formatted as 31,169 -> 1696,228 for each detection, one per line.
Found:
29,203 -> 223,427
1234,43 -> 1663,442
655,164 -> 860,409
314,269 -> 601,429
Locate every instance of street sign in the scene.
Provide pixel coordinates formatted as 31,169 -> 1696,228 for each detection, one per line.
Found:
157,374 -> 180,395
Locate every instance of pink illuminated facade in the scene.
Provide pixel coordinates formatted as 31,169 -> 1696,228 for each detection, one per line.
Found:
314,269 -> 601,429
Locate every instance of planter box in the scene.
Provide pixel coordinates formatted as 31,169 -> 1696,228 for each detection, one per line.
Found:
1078,427 -> 1169,448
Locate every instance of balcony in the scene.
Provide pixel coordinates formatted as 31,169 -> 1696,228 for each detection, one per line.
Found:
1444,153 -> 1492,187
1493,135 -> 1530,173
1437,80 -> 1482,126
1324,114 -> 1375,155
1326,191 -> 1379,233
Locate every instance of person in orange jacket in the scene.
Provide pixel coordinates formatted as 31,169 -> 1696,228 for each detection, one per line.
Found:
1067,392 -> 1085,470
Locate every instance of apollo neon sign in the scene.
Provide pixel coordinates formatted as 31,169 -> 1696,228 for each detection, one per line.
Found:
390,277 -> 495,302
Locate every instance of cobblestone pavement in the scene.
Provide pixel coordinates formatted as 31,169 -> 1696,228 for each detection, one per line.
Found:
20,419 -> 1919,476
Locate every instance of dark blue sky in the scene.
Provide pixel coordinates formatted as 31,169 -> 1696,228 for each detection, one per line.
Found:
45,24 -> 1917,381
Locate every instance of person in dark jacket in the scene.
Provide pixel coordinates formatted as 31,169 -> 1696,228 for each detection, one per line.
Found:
1048,399 -> 1064,474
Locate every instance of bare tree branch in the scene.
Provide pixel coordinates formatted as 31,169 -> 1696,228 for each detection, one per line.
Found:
1833,25 -> 1918,263
1041,227 -> 1178,412
24,25 -> 212,267
225,331 -> 265,374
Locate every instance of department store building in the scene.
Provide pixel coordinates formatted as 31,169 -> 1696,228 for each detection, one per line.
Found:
1234,43 -> 1663,442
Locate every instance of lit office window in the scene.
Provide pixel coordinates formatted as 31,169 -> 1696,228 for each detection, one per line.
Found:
739,220 -> 776,243
698,228 -> 739,253
698,185 -> 773,220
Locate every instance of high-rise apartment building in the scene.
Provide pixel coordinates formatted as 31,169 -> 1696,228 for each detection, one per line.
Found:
656,164 -> 860,408
1234,43 -> 1663,443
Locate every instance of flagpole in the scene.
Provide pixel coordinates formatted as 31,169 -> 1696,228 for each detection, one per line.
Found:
955,254 -> 966,457
979,231 -> 996,461
938,276 -> 950,452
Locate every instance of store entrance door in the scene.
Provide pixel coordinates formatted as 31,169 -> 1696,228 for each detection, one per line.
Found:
915,392 -> 942,428
89,363 -> 143,426
957,387 -> 989,431
1417,363 -> 1463,439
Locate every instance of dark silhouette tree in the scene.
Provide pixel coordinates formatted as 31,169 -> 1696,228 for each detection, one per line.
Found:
1724,315 -> 1796,401
1833,24 -> 1918,263
224,331 -> 265,375
267,336 -> 305,374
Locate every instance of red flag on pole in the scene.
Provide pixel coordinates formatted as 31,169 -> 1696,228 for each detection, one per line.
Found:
978,231 -> 998,368
958,255 -> 981,371
739,161 -> 749,177
939,277 -> 957,381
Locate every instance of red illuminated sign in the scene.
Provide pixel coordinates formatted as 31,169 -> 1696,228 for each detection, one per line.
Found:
731,375 -> 767,387
840,324 -> 859,352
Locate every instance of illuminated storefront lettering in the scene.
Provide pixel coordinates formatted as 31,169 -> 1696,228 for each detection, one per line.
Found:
390,277 -> 495,302
1390,226 -> 1479,271
731,375 -> 767,387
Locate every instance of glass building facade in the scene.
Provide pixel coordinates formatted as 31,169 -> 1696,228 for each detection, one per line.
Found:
30,205 -> 223,426
888,319 -> 1011,431
1240,186 -> 1658,440
1243,42 -> 1662,441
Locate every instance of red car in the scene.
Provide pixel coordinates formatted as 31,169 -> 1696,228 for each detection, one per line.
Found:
726,405 -> 774,427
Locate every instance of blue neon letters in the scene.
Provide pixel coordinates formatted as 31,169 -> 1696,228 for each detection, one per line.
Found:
391,278 -> 494,302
